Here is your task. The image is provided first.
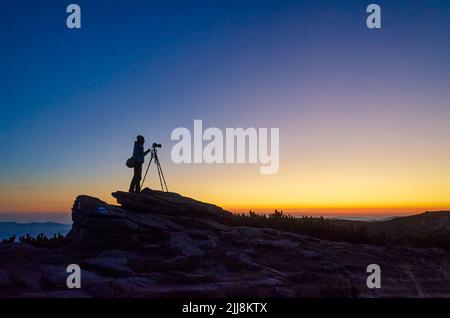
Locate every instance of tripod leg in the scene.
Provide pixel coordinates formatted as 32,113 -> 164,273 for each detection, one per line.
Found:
155,155 -> 169,192
159,163 -> 169,192
141,153 -> 154,190
155,157 -> 164,191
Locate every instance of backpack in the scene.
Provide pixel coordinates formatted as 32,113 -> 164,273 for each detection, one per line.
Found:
126,157 -> 135,168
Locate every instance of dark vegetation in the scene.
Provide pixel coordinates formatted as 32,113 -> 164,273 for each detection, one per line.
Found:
2,233 -> 67,248
233,210 -> 371,242
20,233 -> 67,248
232,210 -> 450,251
1,210 -> 449,252
1,235 -> 16,243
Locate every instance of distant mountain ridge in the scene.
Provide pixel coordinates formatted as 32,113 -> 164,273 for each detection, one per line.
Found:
0,222 -> 71,241
332,211 -> 450,237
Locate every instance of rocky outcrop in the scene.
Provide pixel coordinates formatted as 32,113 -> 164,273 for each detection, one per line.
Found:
0,188 -> 449,298
67,188 -> 233,253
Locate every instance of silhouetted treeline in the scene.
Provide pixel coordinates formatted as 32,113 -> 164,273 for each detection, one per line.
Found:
232,210 -> 450,251
2,233 -> 67,248
1,235 -> 16,243
232,210 -> 370,242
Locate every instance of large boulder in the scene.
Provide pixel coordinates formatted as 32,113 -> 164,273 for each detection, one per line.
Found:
111,188 -> 233,220
67,188 -> 233,253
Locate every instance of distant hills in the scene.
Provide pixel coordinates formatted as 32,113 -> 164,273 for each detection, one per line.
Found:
332,211 -> 450,238
0,222 -> 71,241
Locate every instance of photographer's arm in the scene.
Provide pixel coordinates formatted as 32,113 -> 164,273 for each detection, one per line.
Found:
144,149 -> 151,156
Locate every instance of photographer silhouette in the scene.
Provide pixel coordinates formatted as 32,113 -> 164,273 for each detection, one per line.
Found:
128,135 -> 151,193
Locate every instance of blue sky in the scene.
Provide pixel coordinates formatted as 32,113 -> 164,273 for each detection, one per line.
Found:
1,0 -> 450,216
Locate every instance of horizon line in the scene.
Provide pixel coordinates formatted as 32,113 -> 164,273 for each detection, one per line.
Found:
1,208 -> 449,216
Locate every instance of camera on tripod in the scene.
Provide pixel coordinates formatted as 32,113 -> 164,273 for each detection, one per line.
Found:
141,142 -> 168,192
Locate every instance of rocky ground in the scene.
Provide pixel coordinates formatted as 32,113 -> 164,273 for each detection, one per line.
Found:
0,188 -> 449,298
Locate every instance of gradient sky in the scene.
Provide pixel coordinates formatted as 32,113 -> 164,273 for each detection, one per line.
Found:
1,0 -> 450,218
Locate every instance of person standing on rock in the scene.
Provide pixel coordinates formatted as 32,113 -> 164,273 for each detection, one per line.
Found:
129,135 -> 151,193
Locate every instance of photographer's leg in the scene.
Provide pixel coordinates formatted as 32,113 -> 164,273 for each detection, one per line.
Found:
129,164 -> 140,192
135,164 -> 142,192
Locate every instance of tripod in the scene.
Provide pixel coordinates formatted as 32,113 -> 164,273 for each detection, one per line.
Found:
141,146 -> 169,192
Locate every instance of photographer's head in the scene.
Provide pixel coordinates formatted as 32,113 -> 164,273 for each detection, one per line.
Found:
137,135 -> 145,145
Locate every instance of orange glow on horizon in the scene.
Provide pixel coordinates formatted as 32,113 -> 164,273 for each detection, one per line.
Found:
2,127 -> 450,217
